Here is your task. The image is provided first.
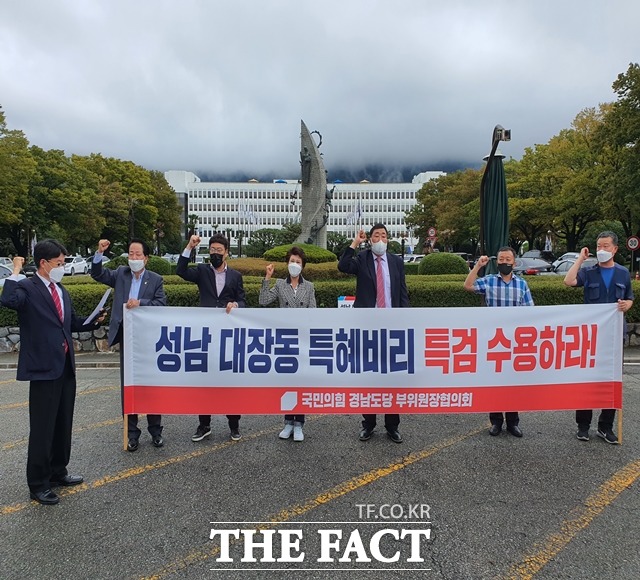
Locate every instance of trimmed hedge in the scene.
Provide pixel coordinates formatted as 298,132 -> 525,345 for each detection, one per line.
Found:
262,243 -> 337,264
418,252 -> 470,275
2,275 -> 638,326
403,263 -> 420,275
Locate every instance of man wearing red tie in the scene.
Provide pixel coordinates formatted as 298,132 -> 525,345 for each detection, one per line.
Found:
338,224 -> 410,443
1,240 -> 103,505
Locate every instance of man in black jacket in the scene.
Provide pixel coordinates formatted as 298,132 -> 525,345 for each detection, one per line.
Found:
177,233 -> 246,442
338,224 -> 409,443
1,241 -> 103,504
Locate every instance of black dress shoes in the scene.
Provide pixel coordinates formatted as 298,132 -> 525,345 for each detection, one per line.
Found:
507,425 -> 523,437
386,429 -> 403,443
489,424 -> 502,436
127,438 -> 139,452
152,435 -> 164,448
30,489 -> 59,505
359,426 -> 375,441
50,475 -> 84,486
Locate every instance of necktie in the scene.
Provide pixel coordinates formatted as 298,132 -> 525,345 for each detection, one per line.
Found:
376,256 -> 386,308
49,282 -> 68,353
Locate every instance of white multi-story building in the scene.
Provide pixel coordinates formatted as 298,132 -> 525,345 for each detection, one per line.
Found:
164,170 -> 445,248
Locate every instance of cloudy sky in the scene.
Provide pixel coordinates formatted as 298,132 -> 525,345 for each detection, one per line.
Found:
1,0 -> 638,178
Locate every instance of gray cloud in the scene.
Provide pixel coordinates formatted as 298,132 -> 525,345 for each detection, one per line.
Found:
1,0 -> 638,177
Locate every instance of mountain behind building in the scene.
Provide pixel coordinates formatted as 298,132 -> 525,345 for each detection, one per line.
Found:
195,160 -> 476,184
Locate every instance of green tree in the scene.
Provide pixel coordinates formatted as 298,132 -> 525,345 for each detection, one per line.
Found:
508,108 -> 605,251
327,230 -> 350,257
596,63 -> 640,238
275,221 -> 301,245
246,228 -> 280,257
0,107 -> 38,255
27,148 -> 105,254
406,169 -> 482,253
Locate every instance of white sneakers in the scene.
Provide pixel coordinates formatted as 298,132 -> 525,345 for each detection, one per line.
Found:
279,421 -> 294,439
279,420 -> 304,441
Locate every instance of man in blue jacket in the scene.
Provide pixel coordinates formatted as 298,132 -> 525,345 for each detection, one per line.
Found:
564,231 -> 634,444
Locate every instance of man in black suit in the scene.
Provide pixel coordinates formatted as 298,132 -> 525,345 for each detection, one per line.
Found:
338,224 -> 410,443
91,238 -> 167,452
177,233 -> 246,442
1,241 -> 103,505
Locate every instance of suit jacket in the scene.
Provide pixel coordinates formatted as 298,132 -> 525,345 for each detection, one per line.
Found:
338,247 -> 409,308
0,277 -> 97,381
259,276 -> 317,308
176,256 -> 246,308
91,260 -> 166,346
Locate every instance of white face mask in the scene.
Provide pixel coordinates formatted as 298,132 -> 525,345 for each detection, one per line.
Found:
371,241 -> 387,256
49,265 -> 65,283
128,259 -> 145,272
596,250 -> 613,263
288,262 -> 303,278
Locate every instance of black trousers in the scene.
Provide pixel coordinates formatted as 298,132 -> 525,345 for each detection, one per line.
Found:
199,414 -> 241,429
576,409 -> 615,430
27,355 -> 76,493
119,334 -> 162,438
284,414 -> 305,423
490,412 -> 519,426
362,414 -> 400,430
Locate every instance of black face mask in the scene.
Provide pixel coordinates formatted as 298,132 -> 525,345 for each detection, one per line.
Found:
210,254 -> 224,268
497,263 -> 513,275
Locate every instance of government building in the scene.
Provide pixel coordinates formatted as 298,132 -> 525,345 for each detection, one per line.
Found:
164,170 -> 445,249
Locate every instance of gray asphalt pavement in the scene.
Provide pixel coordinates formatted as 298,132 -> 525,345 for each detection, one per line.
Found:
0,354 -> 639,580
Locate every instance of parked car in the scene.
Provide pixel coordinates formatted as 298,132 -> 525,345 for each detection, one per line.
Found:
521,249 -> 555,263
0,257 -> 13,267
0,264 -> 12,287
551,252 -> 593,269
63,255 -> 88,275
449,252 -> 473,269
543,257 -> 599,275
513,257 -> 553,275
161,253 -> 180,264
21,261 -> 38,277
404,254 -> 424,263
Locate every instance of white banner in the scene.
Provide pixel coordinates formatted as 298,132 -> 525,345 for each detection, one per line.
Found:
123,304 -> 623,415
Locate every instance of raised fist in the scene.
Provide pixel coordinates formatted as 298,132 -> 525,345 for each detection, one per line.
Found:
265,263 -> 275,279
354,229 -> 367,244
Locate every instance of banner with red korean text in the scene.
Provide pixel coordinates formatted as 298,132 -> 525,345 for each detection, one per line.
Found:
123,304 -> 623,415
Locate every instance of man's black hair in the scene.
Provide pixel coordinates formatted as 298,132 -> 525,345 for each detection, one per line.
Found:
34,239 -> 67,267
209,234 -> 229,251
129,238 -> 150,257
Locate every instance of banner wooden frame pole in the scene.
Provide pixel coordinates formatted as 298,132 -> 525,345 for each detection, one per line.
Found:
618,408 -> 623,444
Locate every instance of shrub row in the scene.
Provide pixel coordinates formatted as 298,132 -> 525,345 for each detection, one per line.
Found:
2,275 -> 638,326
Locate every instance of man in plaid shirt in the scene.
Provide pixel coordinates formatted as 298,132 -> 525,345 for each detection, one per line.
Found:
464,246 -> 534,437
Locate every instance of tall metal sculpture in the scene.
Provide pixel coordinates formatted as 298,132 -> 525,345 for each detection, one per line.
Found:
296,120 -> 329,248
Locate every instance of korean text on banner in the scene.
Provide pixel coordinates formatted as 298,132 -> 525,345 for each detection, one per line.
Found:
123,304 -> 622,416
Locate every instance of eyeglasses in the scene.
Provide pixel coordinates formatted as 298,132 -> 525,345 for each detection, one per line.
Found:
47,259 -> 65,267
210,248 -> 226,255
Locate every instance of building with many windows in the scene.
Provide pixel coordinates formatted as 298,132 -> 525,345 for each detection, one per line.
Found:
164,170 -> 445,249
